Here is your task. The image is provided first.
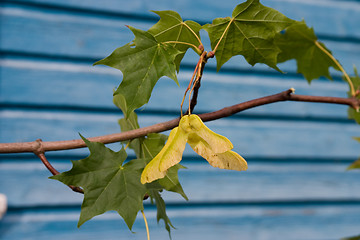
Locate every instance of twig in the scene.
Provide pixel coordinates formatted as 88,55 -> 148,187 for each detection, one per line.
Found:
0,89 -> 359,154
34,139 -> 84,194
184,51 -> 207,115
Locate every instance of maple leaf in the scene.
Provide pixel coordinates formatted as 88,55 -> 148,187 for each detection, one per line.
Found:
148,10 -> 202,71
275,21 -> 340,82
347,159 -> 360,170
341,235 -> 360,240
117,109 -> 188,200
347,138 -> 360,170
117,110 -> 168,158
203,0 -> 294,71
346,67 -> 360,124
148,189 -> 175,236
94,26 -> 182,117
50,136 -> 147,230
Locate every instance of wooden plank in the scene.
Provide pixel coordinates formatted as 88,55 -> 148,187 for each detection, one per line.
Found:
1,111 -> 359,157
5,0 -> 360,39
0,4 -> 153,59
1,159 -> 360,207
1,204 -> 360,240
1,4 -> 360,73
0,56 -> 352,118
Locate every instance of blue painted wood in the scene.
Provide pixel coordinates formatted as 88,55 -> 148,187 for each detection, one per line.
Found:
1,159 -> 360,207
1,0 -> 360,239
1,2 -> 360,73
1,111 -> 359,158
0,56 -> 351,117
1,204 -> 360,240
5,0 -> 360,39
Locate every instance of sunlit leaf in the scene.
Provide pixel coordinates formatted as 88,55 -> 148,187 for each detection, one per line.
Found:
275,21 -> 340,82
95,26 -> 182,117
203,0 -> 294,71
148,10 -> 202,71
347,67 -> 360,124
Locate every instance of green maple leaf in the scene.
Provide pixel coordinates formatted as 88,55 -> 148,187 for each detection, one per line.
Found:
203,0 -> 294,71
148,189 -> 175,236
347,159 -> 360,170
341,235 -> 360,240
348,138 -> 360,170
118,110 -> 188,200
50,136 -> 147,230
157,164 -> 188,200
275,21 -> 340,82
347,67 -> 360,124
148,10 -> 202,71
95,26 -> 182,117
117,111 -> 168,160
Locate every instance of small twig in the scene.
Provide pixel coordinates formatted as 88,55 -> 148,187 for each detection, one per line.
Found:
1,89 -> 359,154
289,94 -> 359,110
34,139 -> 59,175
34,139 -> 84,194
185,51 -> 208,115
180,56 -> 201,116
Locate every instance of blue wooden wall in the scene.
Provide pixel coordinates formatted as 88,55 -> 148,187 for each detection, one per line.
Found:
1,0 -> 360,239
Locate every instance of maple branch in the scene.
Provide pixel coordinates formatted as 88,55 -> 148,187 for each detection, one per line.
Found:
34,139 -> 84,194
0,89 -> 359,154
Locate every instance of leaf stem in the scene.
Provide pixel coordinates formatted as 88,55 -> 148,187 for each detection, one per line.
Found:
182,22 -> 203,46
315,41 -> 356,96
164,41 -> 202,55
212,18 -> 234,55
141,210 -> 150,240
124,141 -> 131,150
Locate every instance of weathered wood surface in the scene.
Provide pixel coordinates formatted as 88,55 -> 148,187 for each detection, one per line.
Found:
2,205 -> 360,240
1,0 -> 360,239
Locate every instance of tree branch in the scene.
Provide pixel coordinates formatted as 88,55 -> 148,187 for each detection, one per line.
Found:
34,139 -> 84,194
0,89 -> 359,154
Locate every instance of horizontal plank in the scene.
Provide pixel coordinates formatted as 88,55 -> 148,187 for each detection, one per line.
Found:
1,159 -> 360,207
4,0 -> 360,39
0,57 -> 352,118
1,3 -> 360,73
1,204 -> 360,240
0,110 -> 360,158
1,111 -> 359,157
